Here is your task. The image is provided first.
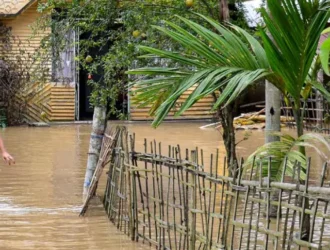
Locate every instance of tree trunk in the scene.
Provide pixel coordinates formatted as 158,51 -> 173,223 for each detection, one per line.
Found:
215,0 -> 238,177
83,106 -> 107,195
265,81 -> 282,217
265,80 -> 281,143
218,103 -> 238,177
219,0 -> 229,22
293,105 -> 310,240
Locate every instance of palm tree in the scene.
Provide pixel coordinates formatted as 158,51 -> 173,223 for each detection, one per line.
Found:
128,15 -> 270,175
128,0 -> 330,172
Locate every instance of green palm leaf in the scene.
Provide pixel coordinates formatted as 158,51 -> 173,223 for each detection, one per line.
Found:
245,133 -> 330,181
127,14 -> 270,127
259,0 -> 330,104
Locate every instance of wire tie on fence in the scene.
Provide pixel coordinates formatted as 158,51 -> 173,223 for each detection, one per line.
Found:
91,133 -> 104,139
190,208 -> 204,214
117,191 -> 126,199
104,133 -> 114,140
87,152 -> 100,156
231,184 -> 248,192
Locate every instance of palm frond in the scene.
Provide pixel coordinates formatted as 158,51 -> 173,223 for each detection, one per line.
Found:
127,14 -> 270,127
259,0 -> 330,103
320,28 -> 330,75
244,133 -> 330,181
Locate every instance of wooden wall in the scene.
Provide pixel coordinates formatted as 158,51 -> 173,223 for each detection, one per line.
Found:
0,0 -> 31,15
130,87 -> 215,121
1,3 -> 76,123
1,2 -> 50,67
20,83 -> 75,123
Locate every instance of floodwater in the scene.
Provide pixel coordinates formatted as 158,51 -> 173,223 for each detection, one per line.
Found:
0,122 -> 327,249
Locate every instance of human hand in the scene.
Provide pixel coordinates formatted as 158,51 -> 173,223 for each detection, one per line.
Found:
2,151 -> 15,165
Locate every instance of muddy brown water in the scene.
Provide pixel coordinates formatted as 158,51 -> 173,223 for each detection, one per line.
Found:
0,122 -> 327,249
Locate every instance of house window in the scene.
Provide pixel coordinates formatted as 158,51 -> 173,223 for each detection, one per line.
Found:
52,29 -> 76,84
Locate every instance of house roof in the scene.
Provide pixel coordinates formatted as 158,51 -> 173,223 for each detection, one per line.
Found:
0,0 -> 37,18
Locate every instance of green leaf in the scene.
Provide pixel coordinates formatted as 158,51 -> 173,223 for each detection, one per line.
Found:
320,37 -> 330,75
322,27 -> 330,34
245,132 -> 330,181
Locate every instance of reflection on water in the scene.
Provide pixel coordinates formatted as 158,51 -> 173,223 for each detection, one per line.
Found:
0,122 -> 326,249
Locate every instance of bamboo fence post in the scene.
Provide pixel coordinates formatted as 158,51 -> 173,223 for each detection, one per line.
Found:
264,157 -> 272,250
238,177 -> 250,249
230,159 -> 243,249
220,157 -> 228,246
207,153 -> 214,249
274,157 -> 287,250
253,161 -> 263,250
298,158 -> 311,250
128,133 -> 135,240
172,149 -> 178,250
117,147 -> 123,229
210,150 -> 219,248
189,150 -> 197,250
246,157 -> 256,249
150,141 -> 158,245
159,142 -> 166,249
131,133 -> 138,242
288,163 -> 301,250
144,139 -> 152,245
315,163 -> 327,248
166,145 -> 173,250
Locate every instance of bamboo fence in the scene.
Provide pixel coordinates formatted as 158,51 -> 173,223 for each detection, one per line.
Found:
281,92 -> 330,134
84,126 -> 330,249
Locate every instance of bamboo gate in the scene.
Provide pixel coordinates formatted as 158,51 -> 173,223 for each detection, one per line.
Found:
81,126 -> 330,249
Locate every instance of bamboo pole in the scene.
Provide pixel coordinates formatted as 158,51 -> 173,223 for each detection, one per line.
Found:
190,150 -> 197,250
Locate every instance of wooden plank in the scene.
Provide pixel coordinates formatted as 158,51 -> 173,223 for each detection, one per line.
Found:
131,110 -> 214,116
51,110 -> 75,114
51,107 -> 75,110
131,107 -> 214,112
51,114 -> 75,118
51,117 -> 75,121
131,96 -> 214,103
130,116 -> 214,121
51,95 -> 75,99
51,89 -> 75,93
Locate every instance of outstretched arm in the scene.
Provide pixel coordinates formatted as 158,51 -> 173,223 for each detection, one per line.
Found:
0,136 -> 14,165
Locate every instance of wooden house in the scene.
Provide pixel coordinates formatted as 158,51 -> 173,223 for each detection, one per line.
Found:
0,0 -> 76,123
0,0 -> 215,123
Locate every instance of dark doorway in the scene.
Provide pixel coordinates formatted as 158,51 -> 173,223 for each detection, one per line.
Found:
78,32 -> 128,120
78,32 -> 107,120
